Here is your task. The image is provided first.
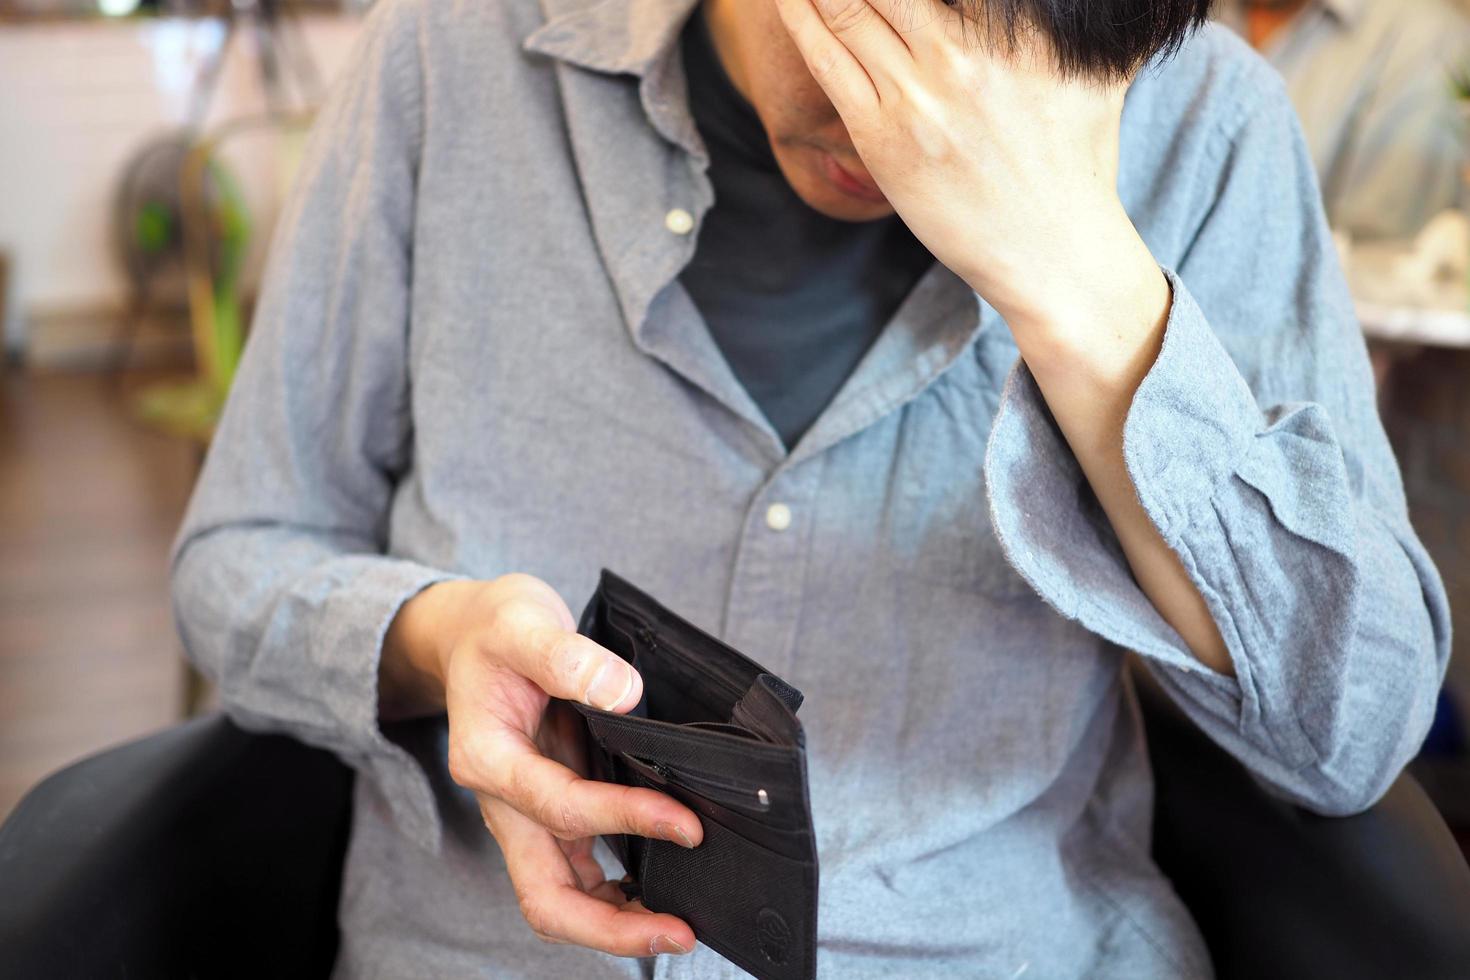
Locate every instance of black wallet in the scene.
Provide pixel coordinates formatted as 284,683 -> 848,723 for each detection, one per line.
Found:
569,570 -> 819,980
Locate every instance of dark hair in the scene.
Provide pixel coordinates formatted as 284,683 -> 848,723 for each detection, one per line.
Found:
948,0 -> 1213,79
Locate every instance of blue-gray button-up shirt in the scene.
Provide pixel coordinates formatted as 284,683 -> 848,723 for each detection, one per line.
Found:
170,0 -> 1452,977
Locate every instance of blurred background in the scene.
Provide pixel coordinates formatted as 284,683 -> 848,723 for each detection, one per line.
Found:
0,0 -> 363,817
2,0 -> 1470,856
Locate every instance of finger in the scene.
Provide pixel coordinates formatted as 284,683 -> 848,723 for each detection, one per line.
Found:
557,839 -> 640,906
559,835 -> 606,892
587,878 -> 633,905
863,0 -> 954,45
487,800 -> 697,957
774,0 -> 882,113
809,0 -> 915,62
535,697 -> 591,775
489,592 -> 643,712
465,730 -> 705,847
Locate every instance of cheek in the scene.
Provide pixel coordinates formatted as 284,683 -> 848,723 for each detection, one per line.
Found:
756,32 -> 841,130
788,73 -> 840,127
761,75 -> 845,148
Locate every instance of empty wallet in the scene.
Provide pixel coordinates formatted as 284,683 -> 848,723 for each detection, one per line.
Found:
568,569 -> 818,980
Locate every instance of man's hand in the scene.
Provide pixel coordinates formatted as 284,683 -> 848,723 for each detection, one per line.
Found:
774,0 -> 1232,674
382,574 -> 702,958
773,0 -> 1168,354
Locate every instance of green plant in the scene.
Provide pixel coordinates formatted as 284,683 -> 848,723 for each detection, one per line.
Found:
134,154 -> 251,444
1449,62 -> 1470,102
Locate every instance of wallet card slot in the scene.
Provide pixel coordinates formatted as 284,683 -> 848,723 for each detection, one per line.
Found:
593,610 -> 732,727
604,602 -> 754,702
660,778 -> 813,857
681,721 -> 761,740
636,652 -> 742,727
592,571 -> 785,700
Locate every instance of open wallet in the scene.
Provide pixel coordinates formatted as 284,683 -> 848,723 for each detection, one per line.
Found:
568,569 -> 819,980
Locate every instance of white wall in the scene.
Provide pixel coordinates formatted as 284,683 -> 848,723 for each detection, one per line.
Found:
0,14 -> 362,352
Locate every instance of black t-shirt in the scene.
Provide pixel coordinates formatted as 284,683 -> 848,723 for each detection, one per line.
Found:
678,9 -> 933,452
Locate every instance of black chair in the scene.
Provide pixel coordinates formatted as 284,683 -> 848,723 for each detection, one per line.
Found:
2,676 -> 1469,979
0,716 -> 351,979
1139,668 -> 1470,979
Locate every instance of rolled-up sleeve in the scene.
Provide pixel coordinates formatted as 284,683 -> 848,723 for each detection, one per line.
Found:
170,0 -> 455,851
983,72 -> 1452,816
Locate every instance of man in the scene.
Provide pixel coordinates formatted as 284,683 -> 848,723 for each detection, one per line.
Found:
1218,0 -> 1470,239
171,0 -> 1450,977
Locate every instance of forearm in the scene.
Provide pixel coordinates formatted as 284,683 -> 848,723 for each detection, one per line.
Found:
1007,235 -> 1233,676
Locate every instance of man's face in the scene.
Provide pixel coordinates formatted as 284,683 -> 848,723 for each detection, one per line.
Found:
704,0 -> 897,222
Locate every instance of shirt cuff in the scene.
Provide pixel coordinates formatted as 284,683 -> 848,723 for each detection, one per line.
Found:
217,554 -> 462,854
982,267 -> 1315,768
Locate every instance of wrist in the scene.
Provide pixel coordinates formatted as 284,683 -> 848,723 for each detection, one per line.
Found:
1001,227 -> 1171,387
1017,260 -> 1173,463
380,578 -> 474,720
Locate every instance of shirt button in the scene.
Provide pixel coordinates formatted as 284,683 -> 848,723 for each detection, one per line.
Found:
765,503 -> 792,532
664,208 -> 695,235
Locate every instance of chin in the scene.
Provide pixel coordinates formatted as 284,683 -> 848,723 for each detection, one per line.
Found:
773,147 -> 895,223
796,184 -> 896,222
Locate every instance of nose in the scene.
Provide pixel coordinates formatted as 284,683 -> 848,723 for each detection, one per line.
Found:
819,120 -> 858,157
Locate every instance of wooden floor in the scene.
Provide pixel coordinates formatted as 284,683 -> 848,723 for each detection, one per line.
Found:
0,368 -> 197,819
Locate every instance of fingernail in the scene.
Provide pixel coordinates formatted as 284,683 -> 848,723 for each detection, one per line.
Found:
585,660 -> 634,711
654,820 -> 696,849
650,935 -> 689,955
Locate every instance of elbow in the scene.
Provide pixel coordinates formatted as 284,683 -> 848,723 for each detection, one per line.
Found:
1293,651 -> 1443,819
1291,770 -> 1396,819
1292,736 -> 1418,817
1283,721 -> 1425,817
1297,555 -> 1450,817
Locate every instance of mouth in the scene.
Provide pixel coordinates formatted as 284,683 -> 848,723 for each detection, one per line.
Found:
820,152 -> 887,204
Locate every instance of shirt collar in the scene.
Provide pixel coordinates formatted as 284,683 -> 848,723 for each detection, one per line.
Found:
523,0 -> 702,78
521,0 -> 993,465
524,0 -> 705,156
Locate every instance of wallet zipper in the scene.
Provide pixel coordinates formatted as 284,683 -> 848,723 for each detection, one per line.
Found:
646,759 -> 773,815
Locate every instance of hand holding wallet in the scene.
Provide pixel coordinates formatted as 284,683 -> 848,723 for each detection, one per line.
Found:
568,570 -> 819,980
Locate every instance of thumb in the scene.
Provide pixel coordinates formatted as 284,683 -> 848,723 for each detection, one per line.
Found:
550,628 -> 642,712
489,584 -> 643,712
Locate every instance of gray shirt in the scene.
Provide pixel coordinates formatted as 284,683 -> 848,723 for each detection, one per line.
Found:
170,0 -> 1452,977
1217,0 -> 1470,239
